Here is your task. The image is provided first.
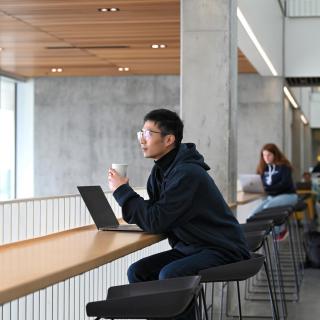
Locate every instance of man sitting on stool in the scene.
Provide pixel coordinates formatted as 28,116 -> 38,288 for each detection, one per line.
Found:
108,109 -> 249,319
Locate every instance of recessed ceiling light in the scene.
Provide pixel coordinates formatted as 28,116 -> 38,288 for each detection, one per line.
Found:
98,7 -> 120,12
0,47 -> 3,52
51,67 -> 63,73
151,44 -> 167,49
118,67 -> 130,72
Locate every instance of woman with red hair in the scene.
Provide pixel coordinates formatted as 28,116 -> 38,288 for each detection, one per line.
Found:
252,143 -> 298,239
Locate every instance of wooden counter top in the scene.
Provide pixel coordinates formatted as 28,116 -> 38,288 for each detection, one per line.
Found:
0,225 -> 164,305
0,192 -> 265,305
237,191 -> 264,205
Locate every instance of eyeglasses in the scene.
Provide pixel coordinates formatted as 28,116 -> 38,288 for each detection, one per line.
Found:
137,129 -> 163,141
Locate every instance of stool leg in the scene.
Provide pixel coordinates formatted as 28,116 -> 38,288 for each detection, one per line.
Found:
264,260 -> 280,320
195,296 -> 202,320
263,241 -> 280,317
266,237 -> 287,319
200,287 -> 209,320
272,228 -> 287,304
287,221 -> 300,301
236,281 -> 242,320
292,217 -> 305,279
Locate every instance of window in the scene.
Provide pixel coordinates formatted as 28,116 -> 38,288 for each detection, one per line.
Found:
0,77 -> 16,200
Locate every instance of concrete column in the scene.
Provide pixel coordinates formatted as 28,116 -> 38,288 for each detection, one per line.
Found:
238,74 -> 284,174
303,124 -> 312,172
292,109 -> 302,181
180,0 -> 237,202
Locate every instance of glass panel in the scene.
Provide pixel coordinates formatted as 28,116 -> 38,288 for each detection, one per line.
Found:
0,77 -> 16,200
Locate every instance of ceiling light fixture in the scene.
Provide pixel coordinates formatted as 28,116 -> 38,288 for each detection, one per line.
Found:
237,7 -> 278,76
283,86 -> 299,109
300,114 -> 308,125
98,7 -> 119,12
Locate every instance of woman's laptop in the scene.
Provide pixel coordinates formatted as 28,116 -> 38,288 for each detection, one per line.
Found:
238,174 -> 264,193
77,185 -> 143,232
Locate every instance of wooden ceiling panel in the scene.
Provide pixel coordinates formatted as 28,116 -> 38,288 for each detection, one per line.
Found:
0,0 -> 256,78
238,49 -> 256,73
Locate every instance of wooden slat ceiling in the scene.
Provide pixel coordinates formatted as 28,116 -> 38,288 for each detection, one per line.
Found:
0,0 -> 256,78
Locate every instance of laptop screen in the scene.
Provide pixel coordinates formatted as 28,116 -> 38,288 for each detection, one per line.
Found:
238,174 -> 264,193
77,186 -> 119,229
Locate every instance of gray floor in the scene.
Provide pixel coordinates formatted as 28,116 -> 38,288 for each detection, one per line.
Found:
219,267 -> 320,320
286,268 -> 320,320
211,231 -> 320,320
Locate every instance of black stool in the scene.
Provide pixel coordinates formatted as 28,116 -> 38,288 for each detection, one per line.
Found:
244,229 -> 286,319
86,275 -> 202,320
242,220 -> 288,319
247,206 -> 301,301
199,252 -> 278,320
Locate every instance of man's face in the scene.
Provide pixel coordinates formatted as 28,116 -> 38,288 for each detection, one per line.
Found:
138,120 -> 174,160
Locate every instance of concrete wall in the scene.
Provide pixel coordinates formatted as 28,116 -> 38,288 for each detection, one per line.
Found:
34,76 -> 179,197
238,74 -> 284,174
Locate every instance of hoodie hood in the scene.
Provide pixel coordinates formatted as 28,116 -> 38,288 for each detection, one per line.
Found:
164,143 -> 210,176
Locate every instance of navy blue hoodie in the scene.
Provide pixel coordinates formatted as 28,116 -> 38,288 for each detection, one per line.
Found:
261,164 -> 295,196
113,143 -> 249,261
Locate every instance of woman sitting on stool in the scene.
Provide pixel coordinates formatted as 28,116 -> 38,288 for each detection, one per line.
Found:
251,143 -> 298,240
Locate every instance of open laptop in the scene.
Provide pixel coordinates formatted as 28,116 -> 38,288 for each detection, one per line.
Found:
77,185 -> 143,232
238,174 -> 264,193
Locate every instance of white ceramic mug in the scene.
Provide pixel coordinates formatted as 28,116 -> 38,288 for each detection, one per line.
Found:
111,163 -> 128,177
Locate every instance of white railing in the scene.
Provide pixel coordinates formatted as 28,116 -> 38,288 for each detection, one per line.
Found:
0,188 -> 147,245
0,188 -> 171,319
287,0 -> 320,17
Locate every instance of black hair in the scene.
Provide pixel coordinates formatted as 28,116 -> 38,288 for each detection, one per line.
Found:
143,108 -> 184,146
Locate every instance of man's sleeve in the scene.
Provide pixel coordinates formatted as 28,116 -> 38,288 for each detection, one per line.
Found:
113,167 -> 200,233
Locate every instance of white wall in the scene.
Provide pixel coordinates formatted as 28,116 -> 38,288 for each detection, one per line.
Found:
285,18 -> 320,77
16,80 -> 34,198
238,0 -> 283,76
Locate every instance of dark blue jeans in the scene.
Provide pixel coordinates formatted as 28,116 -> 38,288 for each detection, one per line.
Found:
127,248 -> 235,320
